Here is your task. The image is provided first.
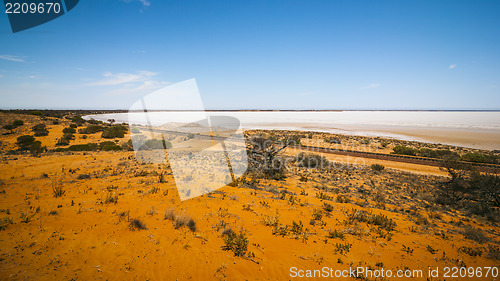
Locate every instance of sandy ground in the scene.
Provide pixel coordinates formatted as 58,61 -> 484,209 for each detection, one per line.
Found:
286,148 -> 449,177
0,113 -> 499,280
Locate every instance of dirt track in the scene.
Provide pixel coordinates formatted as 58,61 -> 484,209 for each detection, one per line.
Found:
294,145 -> 500,174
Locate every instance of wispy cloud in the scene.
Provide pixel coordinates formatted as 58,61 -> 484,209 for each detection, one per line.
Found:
449,64 -> 456,69
0,55 -> 25,63
139,0 -> 150,7
106,80 -> 168,96
86,71 -> 157,86
0,74 -> 3,78
360,83 -> 380,90
120,0 -> 150,7
86,70 -> 167,96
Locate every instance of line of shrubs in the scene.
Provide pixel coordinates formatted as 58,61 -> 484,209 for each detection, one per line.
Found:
2,119 -> 24,133
54,141 -> 125,152
78,124 -> 128,138
392,145 -> 498,164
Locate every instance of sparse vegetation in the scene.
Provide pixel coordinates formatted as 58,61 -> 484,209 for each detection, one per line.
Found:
129,219 -> 147,230
222,230 -> 249,257
0,217 -> 13,230
371,164 -> 385,172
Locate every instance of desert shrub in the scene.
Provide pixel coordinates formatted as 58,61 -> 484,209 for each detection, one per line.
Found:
290,220 -> 304,235
222,231 -> 248,257
56,138 -> 70,146
140,139 -> 172,150
402,245 -> 414,254
345,209 -> 396,231
71,116 -> 86,125
325,138 -> 341,144
418,148 -> 458,159
371,164 -> 385,172
392,145 -> 417,156
104,192 -> 118,204
101,125 -> 128,138
20,212 -> 35,223
79,125 -> 104,134
12,120 -> 24,127
0,217 -> 13,230
369,214 -> 397,231
129,219 -> 147,230
415,215 -> 429,225
262,213 -> 279,227
52,179 -> 65,197
462,225 -> 489,243
296,152 -> 329,169
336,194 -> 350,203
327,229 -> 345,239
334,242 -> 352,254
460,153 -> 498,164
62,132 -> 75,140
99,141 -> 122,151
487,246 -> 500,261
29,141 -> 44,156
16,135 -> 35,150
458,246 -> 482,257
164,208 -> 176,221
316,192 -> 332,200
247,136 -> 289,180
312,209 -> 323,220
426,245 -> 437,254
30,111 -> 42,116
164,209 -> 196,232
121,139 -> 134,151
68,143 -> 98,151
62,127 -> 75,134
32,123 -> 49,136
2,124 -> 15,132
323,202 -> 334,212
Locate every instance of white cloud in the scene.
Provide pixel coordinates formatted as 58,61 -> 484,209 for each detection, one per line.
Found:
106,80 -> 168,96
86,70 -> 167,96
120,0 -> 150,7
0,55 -> 25,63
360,83 -> 380,90
86,71 -> 157,86
449,64 -> 456,69
139,0 -> 150,6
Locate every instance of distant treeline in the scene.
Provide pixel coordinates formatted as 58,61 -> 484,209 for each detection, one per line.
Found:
0,109 -> 127,118
392,145 -> 498,164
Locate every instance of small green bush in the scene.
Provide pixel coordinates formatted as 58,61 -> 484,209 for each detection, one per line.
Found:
101,125 -> 128,139
16,135 -> 35,150
32,123 -> 49,136
371,164 -> 385,172
12,120 -> 24,127
222,231 -> 248,257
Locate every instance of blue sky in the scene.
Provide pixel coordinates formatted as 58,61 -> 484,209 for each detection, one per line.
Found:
0,0 -> 499,110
